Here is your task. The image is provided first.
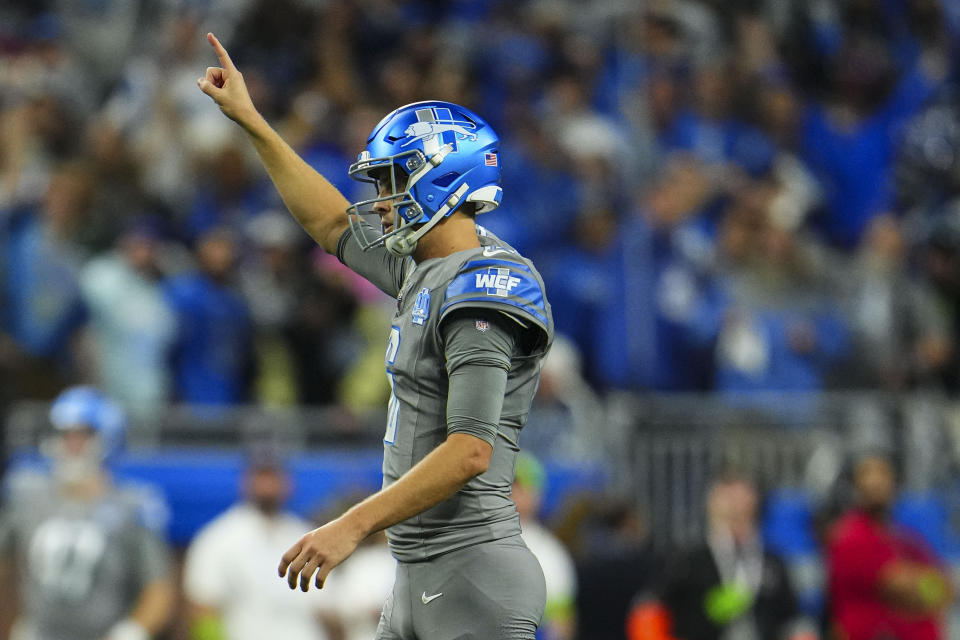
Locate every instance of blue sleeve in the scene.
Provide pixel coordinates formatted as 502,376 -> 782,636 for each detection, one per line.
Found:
877,62 -> 938,128
813,312 -> 849,364
440,257 -> 552,357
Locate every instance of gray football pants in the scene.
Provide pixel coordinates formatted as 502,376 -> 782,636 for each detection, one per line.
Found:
375,534 -> 546,640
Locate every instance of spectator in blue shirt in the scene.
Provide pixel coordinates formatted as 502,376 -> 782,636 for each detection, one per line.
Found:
799,35 -> 946,249
538,203 -> 617,383
663,61 -> 776,178
186,141 -> 272,240
483,118 -> 583,257
587,157 -> 725,391
165,227 -> 254,405
0,162 -> 91,400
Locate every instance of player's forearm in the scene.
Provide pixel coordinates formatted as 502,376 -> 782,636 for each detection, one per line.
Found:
241,113 -> 351,254
127,578 -> 176,635
880,562 -> 952,612
342,433 -> 492,540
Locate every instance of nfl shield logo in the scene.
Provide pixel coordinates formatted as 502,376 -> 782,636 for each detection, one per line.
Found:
476,319 -> 489,333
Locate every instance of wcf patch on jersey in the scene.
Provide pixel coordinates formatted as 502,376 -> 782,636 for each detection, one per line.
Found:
475,267 -> 520,297
412,287 -> 431,325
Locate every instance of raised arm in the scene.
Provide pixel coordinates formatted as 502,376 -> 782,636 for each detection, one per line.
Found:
196,33 -> 349,254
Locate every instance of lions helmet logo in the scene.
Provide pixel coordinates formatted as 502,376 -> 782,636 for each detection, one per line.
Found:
401,107 -> 477,153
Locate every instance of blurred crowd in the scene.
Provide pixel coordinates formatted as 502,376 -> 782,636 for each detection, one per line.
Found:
2,0 -> 960,416
5,3 -> 960,639
6,386 -> 954,640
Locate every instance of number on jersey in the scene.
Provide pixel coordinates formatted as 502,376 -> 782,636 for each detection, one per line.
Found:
384,326 -> 401,444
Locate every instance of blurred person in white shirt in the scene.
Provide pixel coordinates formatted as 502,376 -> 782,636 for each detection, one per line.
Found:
315,527 -> 396,640
183,447 -> 330,640
513,452 -> 577,640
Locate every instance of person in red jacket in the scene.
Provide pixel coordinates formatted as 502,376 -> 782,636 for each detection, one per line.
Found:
827,453 -> 952,640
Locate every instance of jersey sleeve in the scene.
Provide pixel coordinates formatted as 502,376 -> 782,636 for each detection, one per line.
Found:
442,311 -> 516,444
336,223 -> 410,298
439,257 -> 552,357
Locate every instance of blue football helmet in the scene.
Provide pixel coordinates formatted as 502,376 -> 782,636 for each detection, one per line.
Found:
49,386 -> 126,459
347,100 -> 502,256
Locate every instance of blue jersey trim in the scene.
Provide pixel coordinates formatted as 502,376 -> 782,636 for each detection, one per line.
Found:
441,259 -> 546,312
443,259 -> 546,324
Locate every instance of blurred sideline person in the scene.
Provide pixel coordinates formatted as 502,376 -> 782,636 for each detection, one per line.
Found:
636,473 -> 814,640
79,217 -> 176,415
164,226 -> 254,405
572,498 -> 652,640
0,386 -> 175,640
827,453 -> 952,640
199,33 -> 553,639
0,162 -> 91,401
183,448 -> 330,640
316,526 -> 396,640
513,453 -> 577,640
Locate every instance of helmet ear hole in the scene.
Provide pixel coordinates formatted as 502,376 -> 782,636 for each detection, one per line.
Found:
431,172 -> 459,187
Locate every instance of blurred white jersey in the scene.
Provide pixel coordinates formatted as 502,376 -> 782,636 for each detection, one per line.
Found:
521,520 -> 576,613
320,540 -> 397,640
183,504 -> 330,640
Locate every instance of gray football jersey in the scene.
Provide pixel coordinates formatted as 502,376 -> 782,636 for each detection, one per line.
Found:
0,468 -> 172,640
339,224 -> 553,562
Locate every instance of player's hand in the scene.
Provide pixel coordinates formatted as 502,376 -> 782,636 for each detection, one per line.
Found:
278,516 -> 363,591
197,32 -> 258,127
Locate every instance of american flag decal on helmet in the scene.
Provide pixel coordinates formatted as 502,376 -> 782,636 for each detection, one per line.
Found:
484,153 -> 498,167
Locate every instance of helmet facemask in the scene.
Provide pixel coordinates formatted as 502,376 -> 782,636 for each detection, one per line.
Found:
41,427 -> 106,486
47,386 -> 126,482
347,148 -> 423,250
348,143 -> 468,256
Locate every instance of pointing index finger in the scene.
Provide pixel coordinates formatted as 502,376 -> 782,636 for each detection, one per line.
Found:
206,32 -> 235,70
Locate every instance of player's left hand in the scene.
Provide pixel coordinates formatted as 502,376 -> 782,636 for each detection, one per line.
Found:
278,516 -> 363,591
197,32 -> 258,127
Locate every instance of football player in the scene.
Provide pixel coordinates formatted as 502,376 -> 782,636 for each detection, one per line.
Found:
0,387 -> 175,640
198,33 -> 553,639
